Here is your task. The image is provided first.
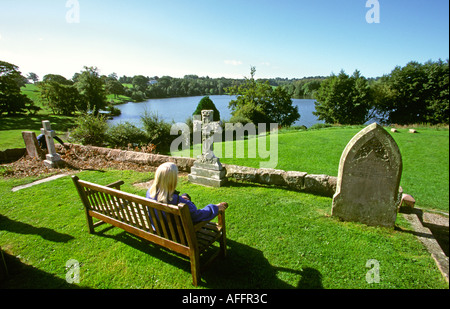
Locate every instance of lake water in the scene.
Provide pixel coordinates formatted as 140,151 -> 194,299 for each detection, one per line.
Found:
108,95 -> 324,128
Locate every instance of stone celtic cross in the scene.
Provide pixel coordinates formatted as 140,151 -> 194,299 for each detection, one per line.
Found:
41,120 -> 62,168
188,110 -> 227,187
200,110 -> 221,160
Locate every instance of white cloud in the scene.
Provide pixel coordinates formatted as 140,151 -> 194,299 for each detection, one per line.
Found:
224,59 -> 243,66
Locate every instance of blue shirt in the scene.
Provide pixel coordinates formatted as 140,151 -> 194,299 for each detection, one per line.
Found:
146,189 -> 219,223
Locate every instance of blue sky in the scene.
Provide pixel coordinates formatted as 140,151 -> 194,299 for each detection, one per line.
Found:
0,0 -> 448,80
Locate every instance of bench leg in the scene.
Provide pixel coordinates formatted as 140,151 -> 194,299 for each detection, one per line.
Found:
218,212 -> 227,258
190,252 -> 201,286
84,209 -> 95,234
219,234 -> 227,258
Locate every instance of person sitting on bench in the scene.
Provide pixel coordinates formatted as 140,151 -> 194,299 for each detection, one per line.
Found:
146,162 -> 228,223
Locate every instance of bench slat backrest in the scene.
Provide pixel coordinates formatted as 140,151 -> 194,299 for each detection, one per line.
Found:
72,177 -> 197,256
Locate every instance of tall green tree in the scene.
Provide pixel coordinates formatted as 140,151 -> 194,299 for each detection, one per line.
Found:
378,61 -> 429,124
132,75 -> 149,92
313,70 -> 373,125
27,72 -> 39,84
267,86 -> 301,127
38,74 -> 83,115
373,60 -> 449,125
423,59 -> 449,124
75,66 -> 107,113
227,67 -> 300,126
105,78 -> 125,99
0,60 -> 32,116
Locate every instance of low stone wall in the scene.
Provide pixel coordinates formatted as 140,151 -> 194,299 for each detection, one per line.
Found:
4,143 -> 337,197
225,165 -> 337,197
60,144 -> 337,197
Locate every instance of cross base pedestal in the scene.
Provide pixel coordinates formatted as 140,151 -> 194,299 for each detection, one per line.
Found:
188,161 -> 227,188
44,153 -> 63,168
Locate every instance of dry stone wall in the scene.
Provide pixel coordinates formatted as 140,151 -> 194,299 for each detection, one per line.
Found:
224,165 -> 336,197
4,143 -> 336,197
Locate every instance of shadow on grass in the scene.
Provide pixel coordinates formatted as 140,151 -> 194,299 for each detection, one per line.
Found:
222,177 -> 333,199
0,215 -> 74,243
202,240 -> 323,289
95,226 -> 323,289
0,114 -> 76,132
0,251 -> 83,289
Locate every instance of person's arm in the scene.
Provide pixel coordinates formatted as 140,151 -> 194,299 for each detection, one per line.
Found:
179,196 -> 219,223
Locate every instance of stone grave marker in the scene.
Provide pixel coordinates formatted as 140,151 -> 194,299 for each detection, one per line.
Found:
331,123 -> 403,228
40,120 -> 63,168
22,131 -> 45,159
188,110 -> 227,187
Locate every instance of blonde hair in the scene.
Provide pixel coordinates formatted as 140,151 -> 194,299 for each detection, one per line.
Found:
149,162 -> 178,203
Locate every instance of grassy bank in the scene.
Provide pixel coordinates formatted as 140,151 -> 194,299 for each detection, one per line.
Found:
1,169 -> 448,288
2,115 -> 448,212
174,126 -> 449,213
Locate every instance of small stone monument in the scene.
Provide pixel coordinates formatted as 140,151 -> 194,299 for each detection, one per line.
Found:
40,120 -> 63,168
188,110 -> 227,187
332,123 -> 403,228
22,131 -> 45,159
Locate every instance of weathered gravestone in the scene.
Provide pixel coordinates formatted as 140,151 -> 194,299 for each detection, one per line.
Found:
40,120 -> 63,168
332,123 -> 403,228
188,110 -> 227,187
22,131 -> 45,159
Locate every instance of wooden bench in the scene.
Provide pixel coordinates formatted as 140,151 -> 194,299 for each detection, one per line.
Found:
71,175 -> 226,286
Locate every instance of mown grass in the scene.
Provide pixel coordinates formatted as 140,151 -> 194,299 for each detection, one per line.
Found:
0,169 -> 448,289
1,89 -> 448,289
0,114 -> 76,151
1,105 -> 448,212
174,126 -> 449,213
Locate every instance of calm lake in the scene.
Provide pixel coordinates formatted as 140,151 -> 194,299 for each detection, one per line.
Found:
108,95 -> 324,128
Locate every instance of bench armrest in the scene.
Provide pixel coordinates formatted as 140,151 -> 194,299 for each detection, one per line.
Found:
193,220 -> 210,232
193,208 -> 227,232
217,209 -> 226,227
106,180 -> 124,190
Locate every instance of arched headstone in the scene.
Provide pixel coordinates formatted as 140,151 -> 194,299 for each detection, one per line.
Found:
332,123 -> 403,228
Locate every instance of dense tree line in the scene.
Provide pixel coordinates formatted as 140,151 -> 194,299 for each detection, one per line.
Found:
314,59 -> 449,125
119,74 -> 326,101
1,59 -> 448,126
118,74 -> 243,101
262,77 -> 326,99
373,59 -> 449,125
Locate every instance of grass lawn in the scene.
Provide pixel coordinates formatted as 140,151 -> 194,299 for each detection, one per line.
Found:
0,114 -> 76,151
175,126 -> 449,213
1,94 -> 448,289
0,169 -> 448,289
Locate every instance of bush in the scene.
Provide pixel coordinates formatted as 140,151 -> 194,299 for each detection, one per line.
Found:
228,115 -> 252,125
107,122 -> 147,148
140,110 -> 174,153
69,111 -> 108,146
106,105 -> 122,116
131,90 -> 145,102
192,96 -> 221,121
